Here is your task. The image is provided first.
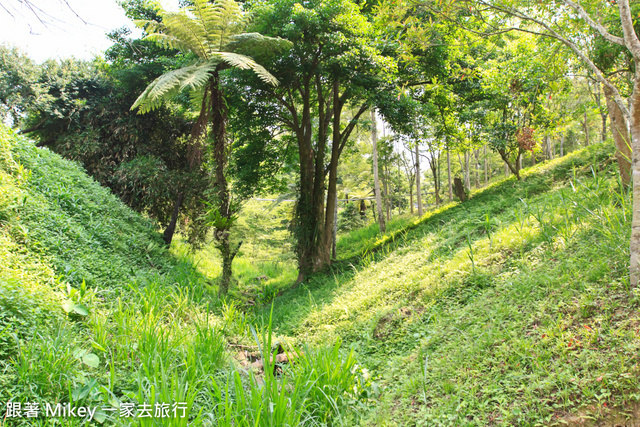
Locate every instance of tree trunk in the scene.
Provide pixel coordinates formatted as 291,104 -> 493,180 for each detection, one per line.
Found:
293,78 -> 322,283
629,83 -> 640,289
332,190 -> 337,260
453,177 -> 468,201
604,85 -> 632,188
447,148 -> 453,202
396,150 -> 403,215
208,73 -> 241,296
371,109 -> 386,233
163,192 -> 184,245
498,149 -> 521,180
545,135 -> 552,160
436,151 -> 442,205
484,145 -> 488,186
409,183 -> 414,214
474,149 -> 480,188
219,239 -> 242,297
583,110 -> 590,146
321,80 -> 342,269
430,153 -> 441,207
383,164 -> 390,221
415,143 -> 423,216
464,151 -> 471,191
617,0 -> 640,289
560,132 -> 565,157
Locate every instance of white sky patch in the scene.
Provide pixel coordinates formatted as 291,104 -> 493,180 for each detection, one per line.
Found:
0,0 -> 179,63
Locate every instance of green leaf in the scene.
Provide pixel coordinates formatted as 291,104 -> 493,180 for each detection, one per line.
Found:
73,303 -> 89,316
62,300 -> 75,313
91,341 -> 107,352
72,384 -> 91,401
82,353 -> 100,368
73,348 -> 87,359
93,410 -> 107,423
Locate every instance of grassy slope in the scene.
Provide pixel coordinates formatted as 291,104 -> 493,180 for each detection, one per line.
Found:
3,120 -> 639,426
0,126 -> 368,427
262,143 -> 640,426
0,125 -> 211,406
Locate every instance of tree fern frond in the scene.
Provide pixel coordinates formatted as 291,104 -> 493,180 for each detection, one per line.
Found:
225,33 -> 293,60
189,88 -> 205,112
143,34 -> 195,56
205,0 -> 246,52
178,63 -> 216,91
131,63 -> 214,113
212,52 -> 279,86
151,12 -> 209,58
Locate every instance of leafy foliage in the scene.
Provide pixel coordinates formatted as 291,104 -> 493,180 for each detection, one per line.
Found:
131,0 -> 286,114
10,47 -> 211,238
0,45 -> 41,125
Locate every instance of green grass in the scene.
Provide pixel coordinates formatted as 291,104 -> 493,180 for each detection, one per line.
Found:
257,143 -> 640,426
0,125 -> 366,426
169,197 -> 299,308
3,120 -> 639,426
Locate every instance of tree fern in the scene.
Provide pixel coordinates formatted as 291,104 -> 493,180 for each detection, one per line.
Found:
131,0 -> 287,112
131,0 -> 292,295
132,63 -> 213,114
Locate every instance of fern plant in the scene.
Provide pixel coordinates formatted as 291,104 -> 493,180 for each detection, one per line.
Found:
132,0 -> 289,295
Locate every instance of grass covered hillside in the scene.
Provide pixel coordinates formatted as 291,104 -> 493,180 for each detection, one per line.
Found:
260,143 -> 640,426
0,126 -> 369,426
1,121 -> 639,427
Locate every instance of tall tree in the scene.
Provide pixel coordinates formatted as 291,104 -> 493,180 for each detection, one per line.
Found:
0,45 -> 41,126
247,0 -> 394,280
131,0 -> 284,295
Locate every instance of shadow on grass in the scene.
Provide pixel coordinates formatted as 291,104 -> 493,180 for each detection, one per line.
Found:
259,144 -> 615,339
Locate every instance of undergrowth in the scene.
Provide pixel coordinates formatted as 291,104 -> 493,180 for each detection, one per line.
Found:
259,143 -> 640,426
2,121 -> 639,426
0,125 -> 369,426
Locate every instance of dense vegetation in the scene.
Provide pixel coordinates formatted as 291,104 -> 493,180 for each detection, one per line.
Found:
2,0 -> 640,424
0,126 -> 371,426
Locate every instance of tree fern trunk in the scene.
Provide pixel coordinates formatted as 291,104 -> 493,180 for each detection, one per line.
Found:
163,192 -> 184,245
209,72 -> 237,296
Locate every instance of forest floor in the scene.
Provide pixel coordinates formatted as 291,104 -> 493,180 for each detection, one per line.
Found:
1,123 -> 639,426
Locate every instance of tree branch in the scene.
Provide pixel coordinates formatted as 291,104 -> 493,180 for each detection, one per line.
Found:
469,0 -> 632,121
18,118 -> 47,134
618,0 -> 640,69
338,103 -> 369,157
562,0 -> 624,46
